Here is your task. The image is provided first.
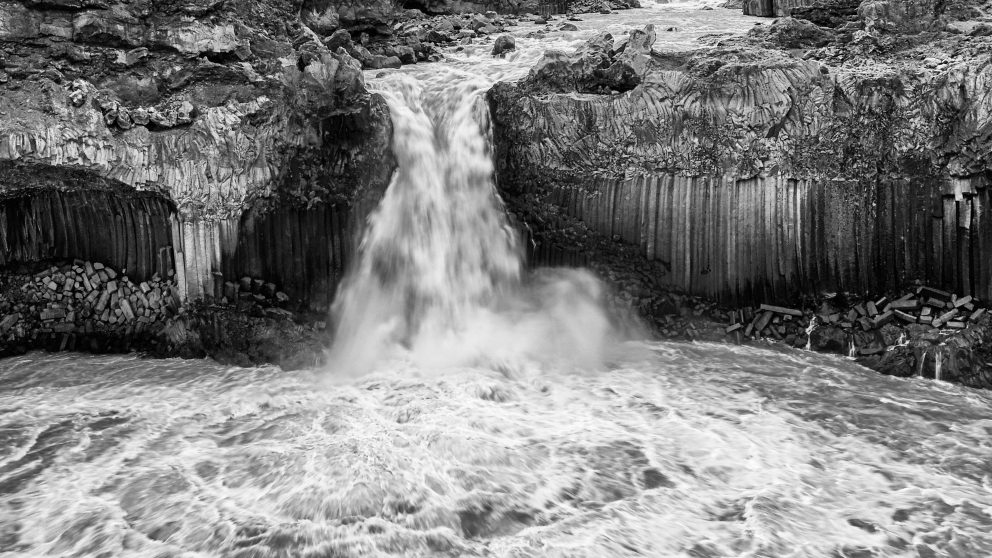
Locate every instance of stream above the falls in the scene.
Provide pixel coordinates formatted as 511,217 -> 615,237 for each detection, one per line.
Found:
3,2 -> 992,557
366,0 -> 759,91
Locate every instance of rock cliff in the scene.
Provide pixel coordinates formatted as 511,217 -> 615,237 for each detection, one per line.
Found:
488,0 -> 992,384
0,0 -> 401,364
0,0 -> 396,302
491,5 -> 992,303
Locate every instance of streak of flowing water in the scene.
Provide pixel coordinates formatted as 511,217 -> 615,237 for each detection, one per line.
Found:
4,3 -> 992,558
804,317 -> 817,351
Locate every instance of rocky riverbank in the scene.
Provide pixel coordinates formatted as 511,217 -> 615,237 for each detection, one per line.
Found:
0,258 -> 328,369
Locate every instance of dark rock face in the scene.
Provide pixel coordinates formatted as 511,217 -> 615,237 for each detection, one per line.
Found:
492,33 -> 516,55
404,0 -> 569,16
747,16 -> 834,48
521,25 -> 655,93
789,0 -> 860,27
745,0 -> 853,18
569,0 -> 642,14
810,325 -> 848,353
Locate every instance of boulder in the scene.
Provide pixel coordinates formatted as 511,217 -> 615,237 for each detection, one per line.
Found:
748,16 -> 834,48
492,34 -> 516,56
809,325 -> 848,354
522,25 -> 655,93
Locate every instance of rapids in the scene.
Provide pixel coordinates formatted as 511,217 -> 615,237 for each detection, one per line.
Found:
3,2 -> 992,557
2,347 -> 992,557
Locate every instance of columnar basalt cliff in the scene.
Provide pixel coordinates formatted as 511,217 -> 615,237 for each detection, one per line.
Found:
0,0 -> 402,363
490,11 -> 992,302
0,0 -> 397,304
489,1 -> 992,384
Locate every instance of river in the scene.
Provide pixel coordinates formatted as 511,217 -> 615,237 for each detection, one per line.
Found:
2,2 -> 992,557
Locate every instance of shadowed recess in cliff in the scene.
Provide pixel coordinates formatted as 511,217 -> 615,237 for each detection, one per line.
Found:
0,188 -> 176,282
519,173 -> 992,303
214,198 -> 380,311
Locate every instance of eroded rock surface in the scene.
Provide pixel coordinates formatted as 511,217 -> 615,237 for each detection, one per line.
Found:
0,0 -> 397,301
490,0 -> 992,385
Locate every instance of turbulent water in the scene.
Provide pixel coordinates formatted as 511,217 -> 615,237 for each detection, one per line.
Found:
4,2 -> 992,557
2,348 -> 992,557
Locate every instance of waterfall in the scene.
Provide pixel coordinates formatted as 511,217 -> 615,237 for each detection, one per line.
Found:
804,316 -> 817,351
326,73 -> 614,375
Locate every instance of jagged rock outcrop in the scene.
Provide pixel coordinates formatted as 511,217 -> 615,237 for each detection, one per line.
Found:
403,0 -> 569,16
568,0 -> 641,14
744,0 -> 859,18
305,0 -> 570,34
788,0 -> 860,27
489,8 -> 992,306
521,25 -> 656,93
0,0 -> 395,309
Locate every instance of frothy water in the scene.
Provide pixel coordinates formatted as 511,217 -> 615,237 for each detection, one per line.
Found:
325,0 -> 753,373
327,58 -> 620,375
2,347 -> 992,557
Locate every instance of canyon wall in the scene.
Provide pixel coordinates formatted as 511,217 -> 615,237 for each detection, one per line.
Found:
0,0 -> 395,310
489,12 -> 992,304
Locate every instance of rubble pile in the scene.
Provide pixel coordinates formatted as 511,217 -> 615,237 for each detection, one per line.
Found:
725,286 -> 992,388
0,260 -> 298,356
0,261 -> 182,346
731,287 -> 987,348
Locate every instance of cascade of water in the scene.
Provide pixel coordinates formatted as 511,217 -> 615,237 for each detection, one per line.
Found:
804,316 -> 817,351
326,72 -> 615,375
934,348 -> 943,381
847,338 -> 857,358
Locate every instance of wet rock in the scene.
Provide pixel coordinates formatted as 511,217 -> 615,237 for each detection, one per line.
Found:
492,34 -> 516,56
368,54 -> 402,69
748,16 -> 834,48
569,0 -> 641,14
522,25 -> 655,93
641,468 -> 675,489
807,325 -> 847,353
324,28 -> 354,51
790,0 -> 860,27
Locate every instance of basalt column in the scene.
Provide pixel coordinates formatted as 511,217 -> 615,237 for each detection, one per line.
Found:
489,38 -> 992,306
0,166 -> 177,280
509,173 -> 991,304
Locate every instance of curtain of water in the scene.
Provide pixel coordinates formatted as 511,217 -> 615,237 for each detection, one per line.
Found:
326,74 -> 613,375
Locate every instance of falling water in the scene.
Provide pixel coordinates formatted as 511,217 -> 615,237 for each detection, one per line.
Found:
327,73 -> 615,376
804,316 -> 817,351
934,348 -> 943,381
